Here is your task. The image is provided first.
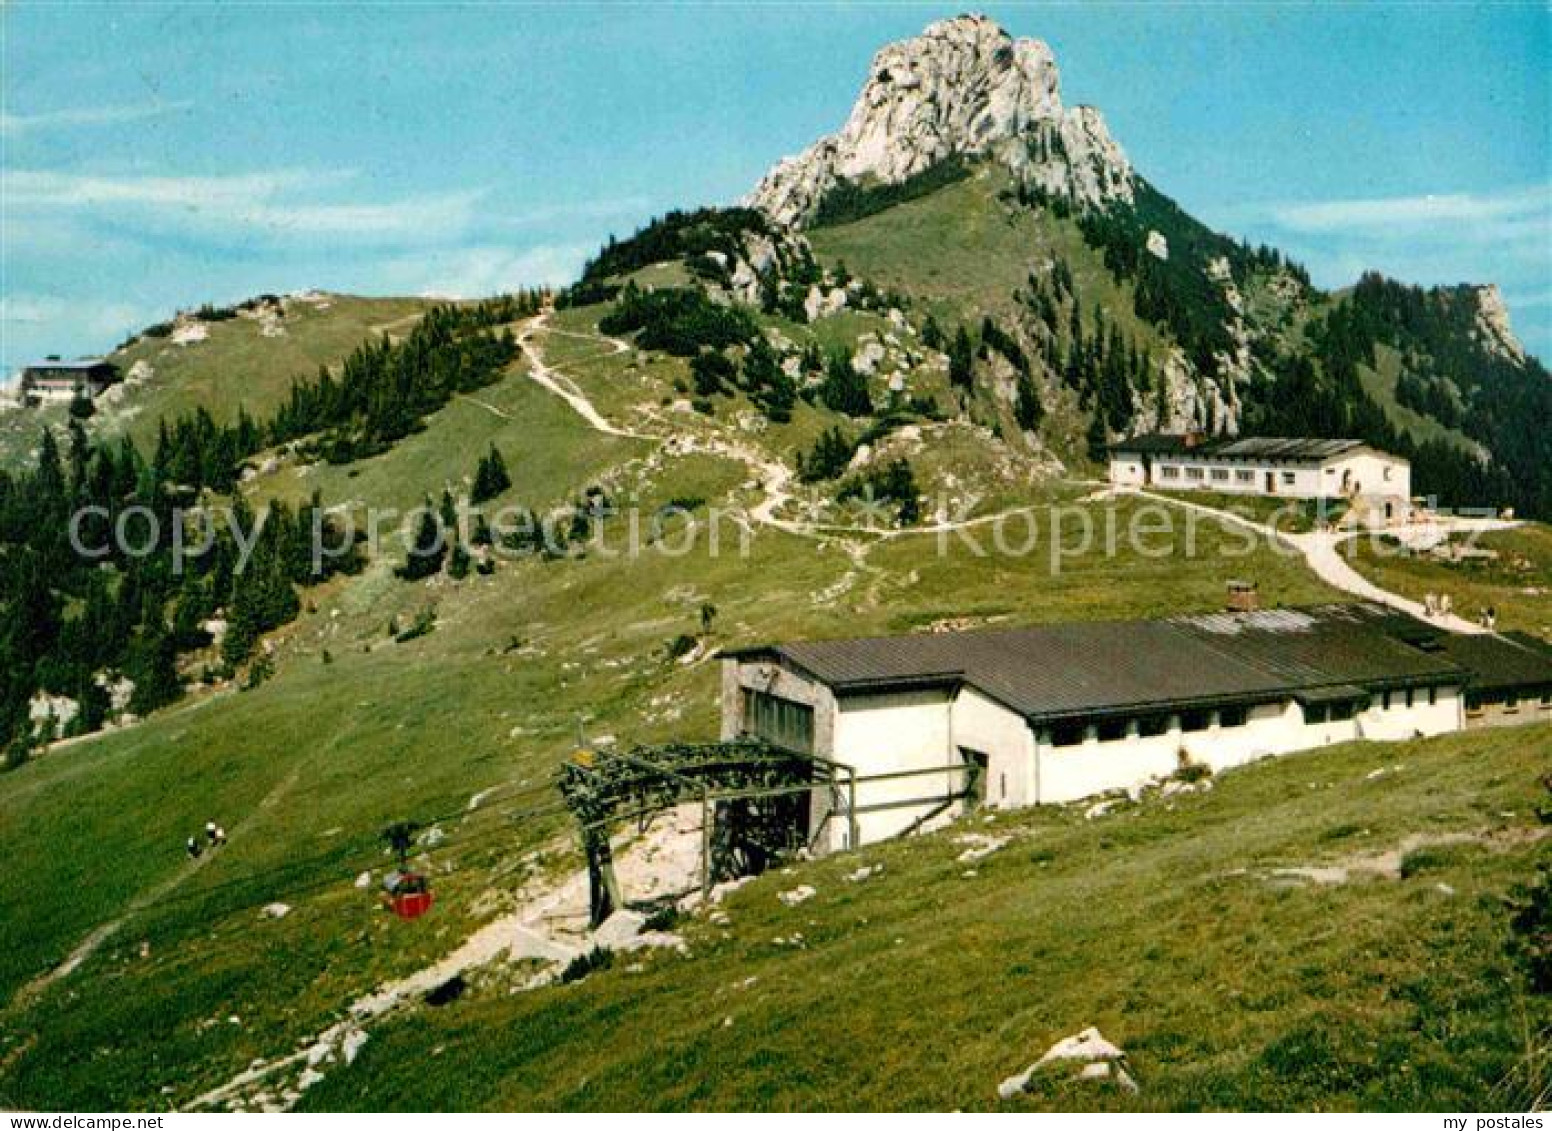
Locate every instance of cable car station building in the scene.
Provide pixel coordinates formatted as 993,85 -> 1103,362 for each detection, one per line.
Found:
721,603 -> 1552,850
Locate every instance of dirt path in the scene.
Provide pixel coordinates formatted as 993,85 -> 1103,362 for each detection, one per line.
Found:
1128,487 -> 1516,634
8,764 -> 306,1014
516,313 -> 653,440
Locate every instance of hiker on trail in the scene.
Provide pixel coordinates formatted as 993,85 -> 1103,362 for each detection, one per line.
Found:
186,836 -> 203,860
1485,606 -> 1497,630
213,826 -> 227,846
1423,592 -> 1437,617
206,821 -> 219,846
1440,594 -> 1453,618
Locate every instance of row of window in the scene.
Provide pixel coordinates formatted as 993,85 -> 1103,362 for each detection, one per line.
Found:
1157,465 -> 1295,486
1465,688 -> 1552,712
1379,686 -> 1438,710
1043,689 -> 1456,746
1047,706 -> 1251,748
1303,701 -> 1357,725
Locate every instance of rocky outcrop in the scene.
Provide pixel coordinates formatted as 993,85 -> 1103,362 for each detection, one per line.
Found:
747,14 -> 1133,227
1470,284 -> 1526,364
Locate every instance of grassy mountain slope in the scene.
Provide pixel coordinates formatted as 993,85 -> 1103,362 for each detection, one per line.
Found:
0,295 -> 434,472
306,725 -> 1550,1111
0,288 -> 1352,1108
2,172 -> 1549,1112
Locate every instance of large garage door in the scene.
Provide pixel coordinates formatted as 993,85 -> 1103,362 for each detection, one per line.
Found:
742,690 -> 815,754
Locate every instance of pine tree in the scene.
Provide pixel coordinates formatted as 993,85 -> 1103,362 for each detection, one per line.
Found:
949,326 -> 975,392
398,498 -> 447,580
471,444 -> 512,504
819,350 -> 872,417
1015,372 -> 1045,432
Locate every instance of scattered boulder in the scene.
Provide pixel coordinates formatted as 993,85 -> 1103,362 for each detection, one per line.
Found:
999,1026 -> 1137,1099
955,833 -> 1008,863
778,884 -> 816,907
261,903 -> 291,920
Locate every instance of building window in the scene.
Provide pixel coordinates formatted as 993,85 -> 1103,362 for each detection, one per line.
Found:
1235,469 -> 1254,483
1541,689 -> 1551,707
1186,467 -> 1205,481
1331,700 -> 1357,722
1211,468 -> 1230,482
741,689 -> 815,753
1050,721 -> 1086,748
1137,714 -> 1169,737
1180,709 -> 1212,732
1383,467 -> 1393,481
1220,706 -> 1248,728
1305,704 -> 1329,724
1428,686 -> 1438,706
1097,718 -> 1128,743
1281,471 -> 1297,486
1160,465 -> 1180,480
1381,690 -> 1393,710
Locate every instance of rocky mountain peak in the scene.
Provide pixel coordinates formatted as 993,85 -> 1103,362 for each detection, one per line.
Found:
747,13 -> 1133,227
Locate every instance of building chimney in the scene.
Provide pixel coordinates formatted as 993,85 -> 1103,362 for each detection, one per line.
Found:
1226,579 -> 1259,612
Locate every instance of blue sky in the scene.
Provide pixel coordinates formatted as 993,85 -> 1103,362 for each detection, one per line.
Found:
3,2 -> 1549,376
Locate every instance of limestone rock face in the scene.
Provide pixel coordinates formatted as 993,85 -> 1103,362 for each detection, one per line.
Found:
747,13 -> 1133,227
1470,284 -> 1526,364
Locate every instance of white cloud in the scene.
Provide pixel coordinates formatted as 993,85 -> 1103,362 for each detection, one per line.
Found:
1,168 -> 484,244
0,100 -> 194,135
495,196 -> 656,229
1,294 -> 154,369
376,243 -> 594,298
1266,185 -> 1548,234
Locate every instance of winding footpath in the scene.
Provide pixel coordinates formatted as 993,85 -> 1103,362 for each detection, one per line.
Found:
1127,486 -> 1516,634
514,313 -> 1518,635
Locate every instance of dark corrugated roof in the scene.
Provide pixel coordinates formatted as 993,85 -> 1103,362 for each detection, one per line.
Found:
1109,434 -> 1383,463
1433,633 -> 1552,694
724,603 -> 1466,723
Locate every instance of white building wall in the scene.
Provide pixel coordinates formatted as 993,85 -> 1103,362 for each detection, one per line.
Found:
24,382 -> 81,405
1154,457 -> 1329,498
1036,728 -> 1181,804
950,688 -> 1036,809
1107,455 -> 1147,488
1328,452 -> 1411,502
1357,686 -> 1460,741
832,689 -> 956,844
725,659 -> 1467,849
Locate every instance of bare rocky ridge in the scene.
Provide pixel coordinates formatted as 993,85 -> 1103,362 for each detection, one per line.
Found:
747,13 -> 1133,227
1470,284 -> 1527,365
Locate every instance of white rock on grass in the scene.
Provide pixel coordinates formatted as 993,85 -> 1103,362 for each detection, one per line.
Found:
262,903 -> 291,920
778,884 -> 816,907
955,833 -> 1008,863
845,864 -> 882,883
999,1026 -> 1137,1099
